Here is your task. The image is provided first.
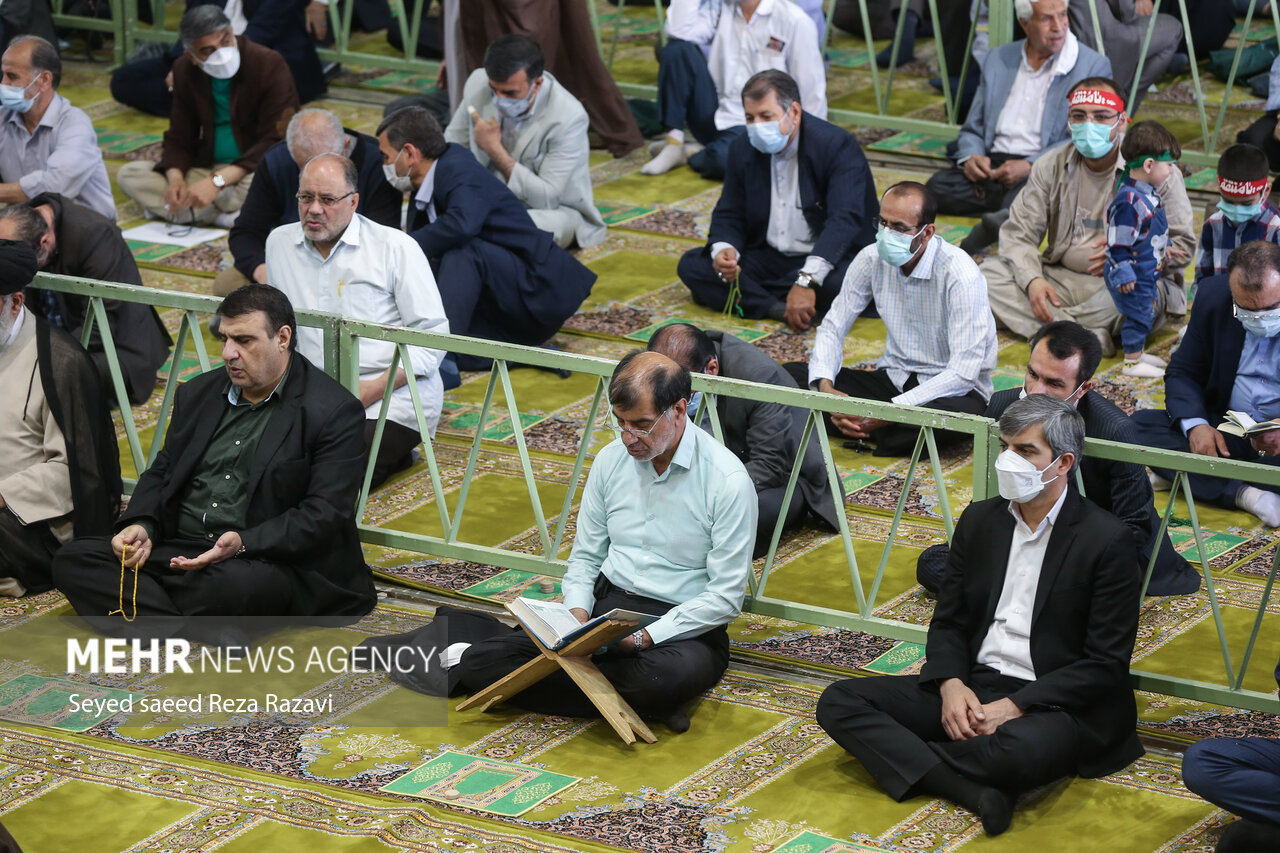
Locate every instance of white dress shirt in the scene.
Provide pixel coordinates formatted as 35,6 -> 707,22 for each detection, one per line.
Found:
976,486 -> 1069,681
706,0 -> 826,129
990,31 -> 1079,158
264,213 -> 450,434
0,95 -> 116,221
808,237 -> 997,406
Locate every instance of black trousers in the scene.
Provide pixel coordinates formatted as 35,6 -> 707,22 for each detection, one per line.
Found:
362,419 -> 422,490
51,536 -> 301,639
1238,114 -> 1280,174
755,483 -> 808,559
816,668 -> 1081,800
925,152 -> 1029,217
784,363 -> 987,456
108,54 -> 173,117
1130,409 -> 1280,508
452,577 -> 731,717
0,511 -> 59,594
1183,736 -> 1280,826
678,244 -> 851,320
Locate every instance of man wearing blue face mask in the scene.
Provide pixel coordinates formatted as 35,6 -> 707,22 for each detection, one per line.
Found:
791,181 -> 997,458
0,37 -> 115,222
677,70 -> 876,332
1194,144 -> 1280,289
116,5 -> 299,228
443,35 -> 605,250
984,77 -> 1196,358
819,393 -> 1143,836
1131,242 -> 1280,528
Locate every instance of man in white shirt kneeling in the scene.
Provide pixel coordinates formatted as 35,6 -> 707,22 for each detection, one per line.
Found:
264,153 -> 449,488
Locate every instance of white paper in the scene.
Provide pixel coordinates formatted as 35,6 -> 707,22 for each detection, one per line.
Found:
121,221 -> 227,248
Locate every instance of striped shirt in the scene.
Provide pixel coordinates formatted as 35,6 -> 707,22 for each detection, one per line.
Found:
1194,203 -> 1280,284
808,237 -> 997,407
1105,176 -> 1167,293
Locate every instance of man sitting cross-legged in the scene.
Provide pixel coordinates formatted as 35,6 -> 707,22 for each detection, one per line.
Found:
817,394 -> 1143,835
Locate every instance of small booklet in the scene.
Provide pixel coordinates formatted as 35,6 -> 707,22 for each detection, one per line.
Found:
1217,410 -> 1280,438
507,596 -> 657,651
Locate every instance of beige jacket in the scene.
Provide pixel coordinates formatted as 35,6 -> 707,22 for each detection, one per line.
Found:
998,138 -> 1195,315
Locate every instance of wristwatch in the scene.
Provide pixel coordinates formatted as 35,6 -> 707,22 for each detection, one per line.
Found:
211,173 -> 227,189
632,629 -> 647,651
794,272 -> 815,289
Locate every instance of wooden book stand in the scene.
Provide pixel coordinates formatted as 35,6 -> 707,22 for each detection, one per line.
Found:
454,618 -> 658,745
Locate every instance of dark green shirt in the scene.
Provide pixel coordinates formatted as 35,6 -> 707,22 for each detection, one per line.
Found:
175,367 -> 288,541
211,77 -> 241,165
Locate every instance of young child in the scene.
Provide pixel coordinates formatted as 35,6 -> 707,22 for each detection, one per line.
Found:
1195,143 -> 1280,287
1105,120 -> 1181,379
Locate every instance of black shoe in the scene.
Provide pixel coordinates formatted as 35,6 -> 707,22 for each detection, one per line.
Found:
765,301 -> 788,323
649,708 -> 690,734
1217,818 -> 1280,853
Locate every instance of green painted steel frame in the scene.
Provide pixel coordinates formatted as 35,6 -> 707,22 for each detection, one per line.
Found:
29,272 -> 1280,714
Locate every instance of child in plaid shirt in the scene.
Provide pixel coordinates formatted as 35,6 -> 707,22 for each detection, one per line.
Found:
1195,143 -> 1280,289
1105,120 -> 1180,379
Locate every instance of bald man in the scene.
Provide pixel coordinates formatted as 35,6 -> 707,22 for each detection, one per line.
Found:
446,351 -> 758,731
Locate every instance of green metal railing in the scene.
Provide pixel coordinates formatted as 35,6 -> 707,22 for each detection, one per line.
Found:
28,273 -> 1280,714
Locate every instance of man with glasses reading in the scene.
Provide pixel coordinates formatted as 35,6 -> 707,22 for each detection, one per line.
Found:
1131,242 -> 1280,529
264,153 -> 448,489
789,181 -> 998,457
982,78 -> 1195,358
449,351 -> 758,732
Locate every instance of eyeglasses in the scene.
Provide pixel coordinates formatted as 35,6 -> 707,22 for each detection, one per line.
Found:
1234,303 -> 1280,321
608,407 -> 671,439
296,191 -> 355,208
1067,110 -> 1120,124
872,215 -> 923,236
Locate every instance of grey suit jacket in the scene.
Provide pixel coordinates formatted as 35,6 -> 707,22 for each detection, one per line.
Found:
707,331 -> 842,531
955,36 -> 1111,164
444,68 -> 606,248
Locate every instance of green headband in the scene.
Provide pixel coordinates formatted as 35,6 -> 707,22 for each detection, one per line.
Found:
1123,151 -> 1177,173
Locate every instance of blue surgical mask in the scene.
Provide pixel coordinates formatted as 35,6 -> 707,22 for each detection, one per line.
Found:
747,120 -> 790,155
1218,199 -> 1264,225
1235,304 -> 1280,338
875,225 -> 923,267
687,391 -> 703,416
494,81 -> 538,120
1070,120 -> 1116,159
0,78 -> 37,114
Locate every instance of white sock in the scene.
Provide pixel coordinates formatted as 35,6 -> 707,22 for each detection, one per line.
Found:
1236,486 -> 1280,527
641,141 -> 688,175
438,641 -> 471,669
1149,470 -> 1172,491
0,577 -> 26,597
666,129 -> 685,145
214,210 -> 240,229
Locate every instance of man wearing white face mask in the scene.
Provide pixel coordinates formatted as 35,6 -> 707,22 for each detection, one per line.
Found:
818,393 -> 1143,836
678,70 -> 876,332
443,35 -> 605,250
0,36 -> 115,221
791,181 -> 998,458
116,5 -> 300,228
982,77 -> 1195,357
1131,242 -> 1280,528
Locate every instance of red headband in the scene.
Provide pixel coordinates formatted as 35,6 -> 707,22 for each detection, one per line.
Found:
1069,88 -> 1125,112
1218,176 -> 1269,200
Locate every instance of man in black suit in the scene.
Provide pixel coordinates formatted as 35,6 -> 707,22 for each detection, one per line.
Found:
647,322 -> 841,557
0,195 -> 172,405
817,394 -> 1143,836
376,105 -> 596,370
217,108 -> 402,296
918,320 -> 1199,596
1130,242 -> 1280,528
677,69 -> 877,332
53,284 -> 376,639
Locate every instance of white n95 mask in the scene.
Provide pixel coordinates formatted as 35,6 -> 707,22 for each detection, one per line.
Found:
994,448 -> 1062,503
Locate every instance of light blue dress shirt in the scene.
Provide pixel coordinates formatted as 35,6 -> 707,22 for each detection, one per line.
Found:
0,95 -> 115,221
561,419 -> 758,645
1181,332 -> 1280,435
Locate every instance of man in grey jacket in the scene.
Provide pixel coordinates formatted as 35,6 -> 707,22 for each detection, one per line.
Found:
442,34 -> 605,249
648,322 -> 842,557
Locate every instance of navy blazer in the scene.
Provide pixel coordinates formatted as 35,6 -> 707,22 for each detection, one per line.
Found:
230,129 -> 402,280
708,112 -> 877,266
407,144 -> 596,326
1164,274 -> 1246,425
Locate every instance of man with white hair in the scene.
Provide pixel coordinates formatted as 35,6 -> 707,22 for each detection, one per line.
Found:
924,0 -> 1109,250
265,154 -> 449,488
0,36 -> 115,221
217,108 -> 402,296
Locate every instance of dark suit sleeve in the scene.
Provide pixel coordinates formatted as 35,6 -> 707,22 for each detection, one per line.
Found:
742,398 -> 800,488
706,138 -> 750,250
232,48 -> 298,173
408,167 -> 501,259
236,391 -> 366,563
921,506 -> 983,684
1009,528 -> 1141,713
1094,411 -> 1159,542
157,58 -> 202,175
118,381 -> 189,532
811,133 -> 874,265
1163,287 -> 1217,424
229,154 -> 284,279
